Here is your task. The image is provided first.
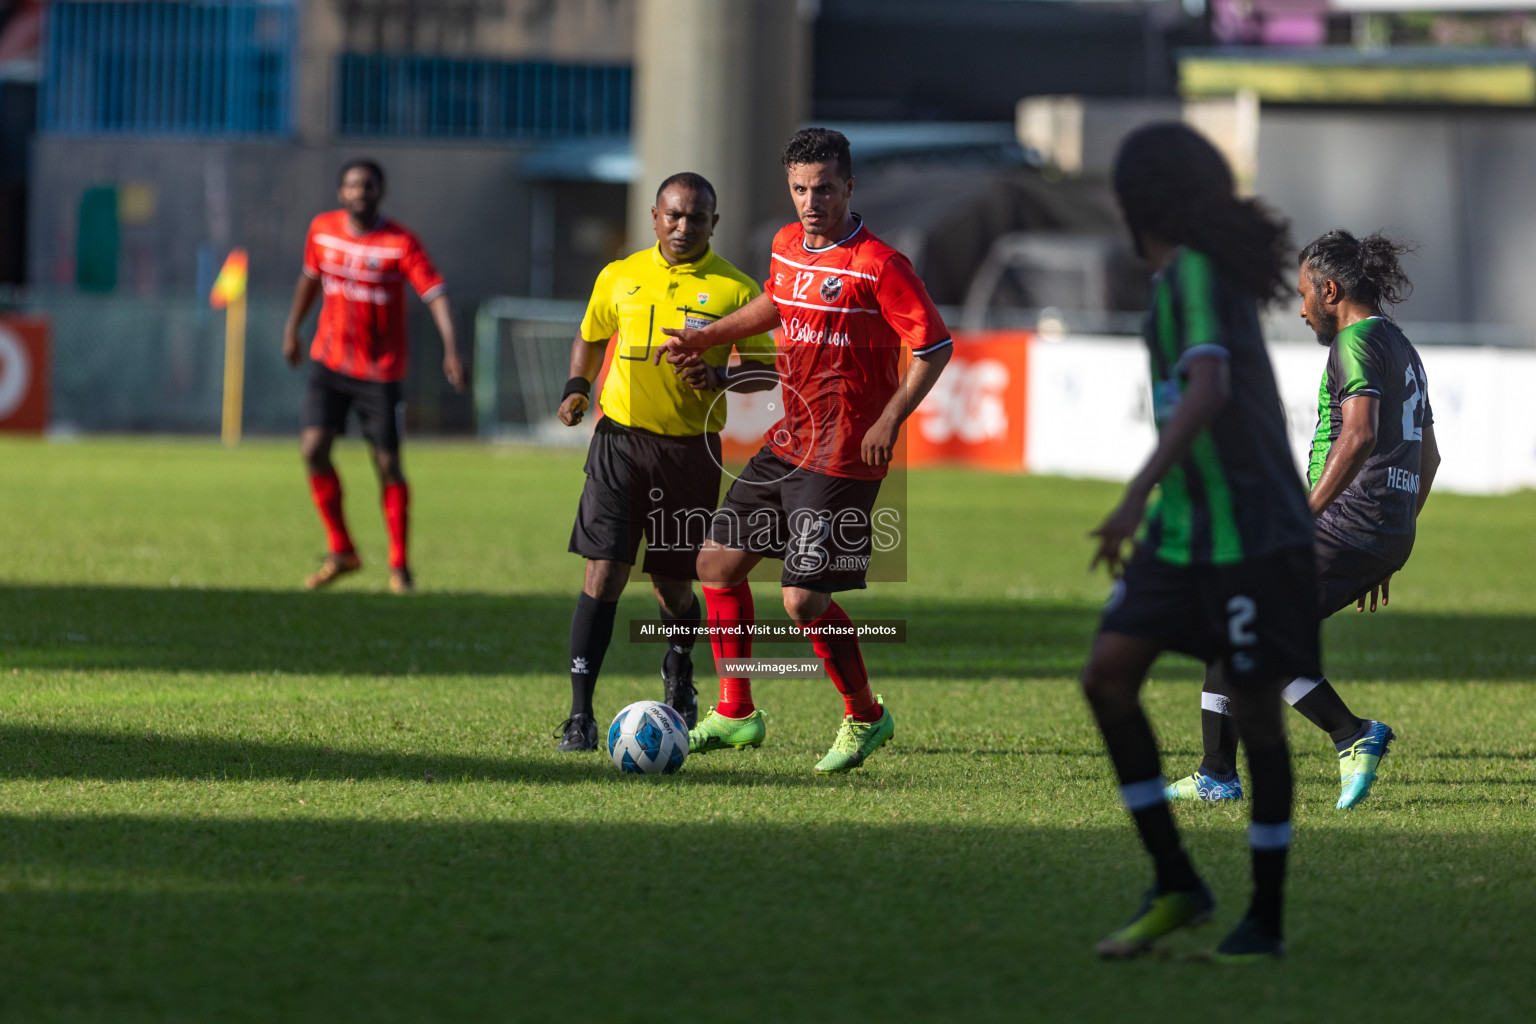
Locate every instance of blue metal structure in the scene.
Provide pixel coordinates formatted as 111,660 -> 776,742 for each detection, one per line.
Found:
337,55 -> 631,140
40,1 -> 296,136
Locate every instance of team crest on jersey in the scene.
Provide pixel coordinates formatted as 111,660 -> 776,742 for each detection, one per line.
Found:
697,293 -> 709,305
820,275 -> 842,302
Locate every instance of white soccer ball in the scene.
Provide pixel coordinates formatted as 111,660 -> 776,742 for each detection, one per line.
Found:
607,700 -> 689,775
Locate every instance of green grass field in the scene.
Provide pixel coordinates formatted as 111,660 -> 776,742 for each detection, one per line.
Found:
1,437 -> 1533,1023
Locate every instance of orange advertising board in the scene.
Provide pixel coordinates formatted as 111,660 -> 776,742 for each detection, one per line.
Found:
0,314 -> 49,433
718,330 -> 1033,469
905,330 -> 1031,470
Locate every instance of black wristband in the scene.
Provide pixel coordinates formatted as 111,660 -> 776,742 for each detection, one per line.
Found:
562,376 -> 591,400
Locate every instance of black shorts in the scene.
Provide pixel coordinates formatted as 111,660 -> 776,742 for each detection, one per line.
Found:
1099,544 -> 1321,685
569,417 -> 723,580
303,363 -> 404,453
1315,532 -> 1402,617
708,446 -> 882,593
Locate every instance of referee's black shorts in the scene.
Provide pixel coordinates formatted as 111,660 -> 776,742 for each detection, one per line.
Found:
1099,544 -> 1322,686
569,417 -> 723,580
303,363 -> 404,453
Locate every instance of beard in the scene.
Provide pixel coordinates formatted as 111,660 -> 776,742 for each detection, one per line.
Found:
1307,305 -> 1339,346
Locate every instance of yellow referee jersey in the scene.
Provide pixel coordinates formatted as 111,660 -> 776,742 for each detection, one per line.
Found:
579,244 -> 775,436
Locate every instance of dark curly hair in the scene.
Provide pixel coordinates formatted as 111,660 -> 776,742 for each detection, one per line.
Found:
1299,230 -> 1416,310
1112,123 -> 1291,304
781,127 -> 852,179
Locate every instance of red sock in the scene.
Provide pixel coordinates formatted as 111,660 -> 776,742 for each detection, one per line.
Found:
805,601 -> 880,721
703,582 -> 754,717
382,482 -> 409,570
308,470 -> 354,555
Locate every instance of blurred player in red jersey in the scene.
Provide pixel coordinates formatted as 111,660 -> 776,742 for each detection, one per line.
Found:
656,127 -> 952,772
281,159 -> 465,594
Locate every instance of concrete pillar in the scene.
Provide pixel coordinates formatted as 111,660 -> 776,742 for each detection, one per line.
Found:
627,0 -> 811,267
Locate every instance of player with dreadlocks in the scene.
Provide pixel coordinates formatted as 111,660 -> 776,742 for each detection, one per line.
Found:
1080,123 -> 1316,962
1167,230 -> 1440,809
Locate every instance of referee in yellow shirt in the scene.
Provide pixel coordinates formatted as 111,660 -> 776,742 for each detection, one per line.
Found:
555,172 -> 778,751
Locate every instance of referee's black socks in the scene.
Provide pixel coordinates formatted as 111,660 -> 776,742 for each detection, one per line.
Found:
569,592 -> 618,718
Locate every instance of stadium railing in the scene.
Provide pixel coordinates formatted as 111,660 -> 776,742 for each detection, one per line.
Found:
15,290 -> 478,436
40,1 -> 296,137
336,55 -> 631,141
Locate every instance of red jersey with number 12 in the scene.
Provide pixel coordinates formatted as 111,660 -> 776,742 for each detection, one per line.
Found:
302,210 -> 446,382
765,217 -> 951,480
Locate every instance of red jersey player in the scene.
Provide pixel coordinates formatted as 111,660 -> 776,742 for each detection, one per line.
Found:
657,127 -> 952,773
281,159 -> 465,594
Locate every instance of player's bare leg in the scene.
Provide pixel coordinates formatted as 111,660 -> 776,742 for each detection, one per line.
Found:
690,540 -> 769,752
652,574 -> 701,726
302,427 -> 361,589
1082,632 -> 1213,957
369,444 -> 412,594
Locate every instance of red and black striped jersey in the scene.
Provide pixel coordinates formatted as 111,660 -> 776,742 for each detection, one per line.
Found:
302,210 -> 445,383
764,216 -> 950,480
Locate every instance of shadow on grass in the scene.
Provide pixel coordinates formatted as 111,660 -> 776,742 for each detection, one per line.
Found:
0,724 -> 837,787
3,584 -> 1534,683
0,815 -> 1530,1023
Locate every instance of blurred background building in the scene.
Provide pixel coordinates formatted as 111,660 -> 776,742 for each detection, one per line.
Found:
3,0 -> 1536,446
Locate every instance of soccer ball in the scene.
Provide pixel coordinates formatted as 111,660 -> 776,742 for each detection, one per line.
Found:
607,700 -> 689,775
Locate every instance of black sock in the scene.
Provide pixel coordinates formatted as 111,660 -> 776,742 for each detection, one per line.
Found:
1333,719 -> 1372,751
569,592 -> 618,718
1243,742 -> 1293,938
1284,677 -> 1365,745
659,594 -> 700,674
1091,702 -> 1200,892
1134,800 -> 1202,893
1248,843 -> 1289,937
1199,693 -> 1240,779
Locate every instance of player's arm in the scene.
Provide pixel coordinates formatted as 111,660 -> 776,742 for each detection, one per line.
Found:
1090,354 -> 1230,575
1307,395 -> 1378,517
1416,420 -> 1440,516
655,291 -> 781,366
860,345 -> 952,467
558,331 -> 609,426
679,357 -> 779,394
282,273 -> 322,369
426,293 -> 465,393
1359,419 -> 1442,613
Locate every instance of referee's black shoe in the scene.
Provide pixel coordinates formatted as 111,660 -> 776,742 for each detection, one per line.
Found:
662,652 -> 698,728
554,713 -> 598,752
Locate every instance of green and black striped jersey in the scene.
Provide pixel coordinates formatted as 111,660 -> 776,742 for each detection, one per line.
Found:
1139,247 -> 1312,566
1308,317 -> 1431,566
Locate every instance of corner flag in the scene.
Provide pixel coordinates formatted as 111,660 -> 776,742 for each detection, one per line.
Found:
210,248 -> 248,309
212,248 -> 249,445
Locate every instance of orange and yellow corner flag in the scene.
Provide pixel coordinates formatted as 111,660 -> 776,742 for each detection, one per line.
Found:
210,248 -> 248,309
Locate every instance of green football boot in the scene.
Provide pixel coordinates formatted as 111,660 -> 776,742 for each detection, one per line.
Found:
1165,769 -> 1243,802
814,696 -> 895,773
1095,883 -> 1216,959
688,707 -> 768,753
1337,720 -> 1395,810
